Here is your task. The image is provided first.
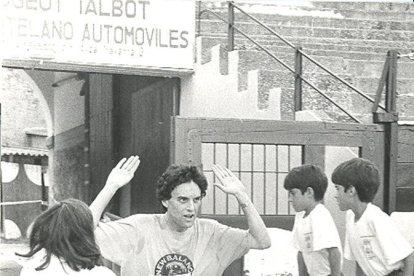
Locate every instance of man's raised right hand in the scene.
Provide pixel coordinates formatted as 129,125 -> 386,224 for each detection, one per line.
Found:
105,156 -> 140,190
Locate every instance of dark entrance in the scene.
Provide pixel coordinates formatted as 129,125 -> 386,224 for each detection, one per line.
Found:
88,75 -> 180,216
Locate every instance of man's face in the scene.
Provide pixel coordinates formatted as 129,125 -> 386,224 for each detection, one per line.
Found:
163,181 -> 202,232
288,188 -> 308,212
334,184 -> 352,211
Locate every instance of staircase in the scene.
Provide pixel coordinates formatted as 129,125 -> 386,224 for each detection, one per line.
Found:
180,1 -> 414,123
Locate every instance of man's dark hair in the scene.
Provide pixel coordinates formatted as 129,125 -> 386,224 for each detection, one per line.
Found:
283,164 -> 328,201
156,165 -> 208,209
331,158 -> 380,203
16,198 -> 102,271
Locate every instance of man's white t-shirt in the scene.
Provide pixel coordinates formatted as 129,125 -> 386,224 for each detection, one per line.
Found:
344,203 -> 414,276
95,214 -> 251,276
292,203 -> 343,276
17,250 -> 115,276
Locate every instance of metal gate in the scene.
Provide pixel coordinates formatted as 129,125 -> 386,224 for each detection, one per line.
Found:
171,116 -> 386,275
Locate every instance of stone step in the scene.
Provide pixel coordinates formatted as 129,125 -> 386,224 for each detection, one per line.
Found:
219,48 -> 414,91
312,1 -> 414,13
201,39 -> 414,77
251,70 -> 294,120
296,72 -> 372,118
197,39 -> 414,121
200,35 -> 413,57
200,1 -> 414,13
248,68 -> 413,122
199,20 -> 414,43
397,94 -> 414,119
231,50 -> 351,90
354,77 -> 414,96
273,47 -> 389,62
294,77 -> 406,123
311,2 -> 414,21
253,69 -> 370,123
198,1 -> 414,21
201,32 -> 414,49
349,60 -> 414,79
328,10 -> 414,22
200,36 -> 390,62
232,50 -> 295,91
351,77 -> 414,118
199,11 -> 414,32
278,35 -> 414,50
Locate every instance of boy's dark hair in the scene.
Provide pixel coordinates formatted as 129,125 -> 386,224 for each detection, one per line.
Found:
156,165 -> 208,210
16,198 -> 102,271
331,158 -> 380,203
283,164 -> 328,201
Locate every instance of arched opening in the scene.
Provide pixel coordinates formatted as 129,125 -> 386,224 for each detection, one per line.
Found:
1,68 -> 52,239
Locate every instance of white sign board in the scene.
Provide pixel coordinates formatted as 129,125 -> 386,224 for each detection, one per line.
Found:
1,0 -> 195,71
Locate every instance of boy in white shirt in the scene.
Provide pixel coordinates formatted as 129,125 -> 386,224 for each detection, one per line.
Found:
284,164 -> 342,276
332,158 -> 414,276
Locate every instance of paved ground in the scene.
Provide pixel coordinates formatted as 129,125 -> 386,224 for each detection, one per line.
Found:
0,239 -> 27,276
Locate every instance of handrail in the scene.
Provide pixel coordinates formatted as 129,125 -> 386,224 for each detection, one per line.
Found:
211,16 -> 361,121
198,5 -> 361,122
231,5 -> 296,50
197,1 -> 388,122
200,10 -> 294,73
231,3 -> 386,111
372,58 -> 390,113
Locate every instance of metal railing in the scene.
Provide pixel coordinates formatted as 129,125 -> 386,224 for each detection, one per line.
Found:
197,1 -> 390,123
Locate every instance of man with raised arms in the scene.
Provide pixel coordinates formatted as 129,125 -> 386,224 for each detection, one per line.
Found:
90,156 -> 271,276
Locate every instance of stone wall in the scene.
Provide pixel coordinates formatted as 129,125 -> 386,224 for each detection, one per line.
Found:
0,69 -> 48,148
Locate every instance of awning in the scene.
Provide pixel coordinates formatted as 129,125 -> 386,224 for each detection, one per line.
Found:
1,146 -> 48,157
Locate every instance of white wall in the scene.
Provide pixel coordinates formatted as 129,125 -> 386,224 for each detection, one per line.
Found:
180,38 -> 281,120
54,72 -> 85,135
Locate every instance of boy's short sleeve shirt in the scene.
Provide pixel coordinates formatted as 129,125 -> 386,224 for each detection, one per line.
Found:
344,203 -> 414,276
95,214 -> 250,276
292,203 -> 342,276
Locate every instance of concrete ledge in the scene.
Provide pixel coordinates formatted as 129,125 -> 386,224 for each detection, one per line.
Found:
53,125 -> 85,150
